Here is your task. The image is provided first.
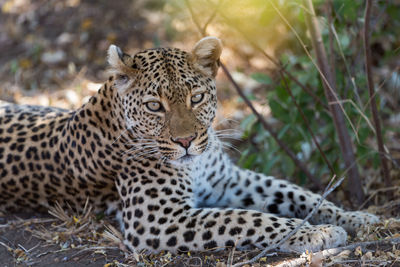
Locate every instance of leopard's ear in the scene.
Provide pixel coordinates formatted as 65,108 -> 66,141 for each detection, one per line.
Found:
108,45 -> 137,75
107,45 -> 138,92
191,37 -> 222,77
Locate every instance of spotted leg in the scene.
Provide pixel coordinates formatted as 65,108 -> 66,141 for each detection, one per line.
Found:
116,171 -> 346,253
193,144 -> 379,234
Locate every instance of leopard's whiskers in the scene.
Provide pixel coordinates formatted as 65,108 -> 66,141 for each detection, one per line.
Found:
220,141 -> 242,155
126,149 -> 159,161
112,127 -> 131,144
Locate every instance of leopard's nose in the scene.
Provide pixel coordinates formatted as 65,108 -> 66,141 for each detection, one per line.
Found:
172,134 -> 196,149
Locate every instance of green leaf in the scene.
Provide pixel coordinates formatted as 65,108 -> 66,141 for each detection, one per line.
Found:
339,34 -> 350,49
281,155 -> 295,176
251,73 -> 273,85
358,126 -> 370,144
240,114 -> 257,134
95,212 -> 105,221
10,60 -> 19,74
276,84 -> 289,101
278,124 -> 290,139
372,153 -> 380,169
263,156 -> 279,174
242,153 -> 257,169
269,99 -> 290,122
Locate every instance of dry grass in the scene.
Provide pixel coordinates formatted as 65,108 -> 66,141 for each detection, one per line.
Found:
31,199 -> 121,250
1,202 -> 400,266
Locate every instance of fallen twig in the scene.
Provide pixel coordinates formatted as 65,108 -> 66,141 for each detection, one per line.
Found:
0,241 -> 13,252
273,237 -> 400,267
70,245 -> 120,258
35,247 -> 78,258
0,218 -> 57,229
227,238 -> 239,267
232,176 -> 344,267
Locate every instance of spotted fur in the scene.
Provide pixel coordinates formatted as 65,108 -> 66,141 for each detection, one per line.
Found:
0,37 -> 378,253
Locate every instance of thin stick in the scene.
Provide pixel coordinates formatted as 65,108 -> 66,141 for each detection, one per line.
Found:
327,1 -> 336,88
273,237 -> 400,267
363,0 -> 391,190
184,0 -> 204,35
0,241 -> 13,252
226,239 -> 239,267
302,0 -> 364,205
70,246 -> 120,258
232,176 -> 345,267
0,218 -> 57,228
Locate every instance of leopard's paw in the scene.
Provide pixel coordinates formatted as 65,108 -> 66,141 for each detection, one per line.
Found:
336,211 -> 380,233
280,224 -> 347,252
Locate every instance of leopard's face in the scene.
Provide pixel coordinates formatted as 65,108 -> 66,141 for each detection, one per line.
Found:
108,38 -> 222,163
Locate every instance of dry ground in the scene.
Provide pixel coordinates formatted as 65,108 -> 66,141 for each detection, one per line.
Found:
1,205 -> 400,266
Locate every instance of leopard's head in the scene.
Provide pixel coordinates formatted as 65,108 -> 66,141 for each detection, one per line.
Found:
108,37 -> 222,163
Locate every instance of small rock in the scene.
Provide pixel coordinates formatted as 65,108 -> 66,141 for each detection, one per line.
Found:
41,50 -> 66,64
57,32 -> 75,45
87,82 -> 102,92
65,90 -> 79,105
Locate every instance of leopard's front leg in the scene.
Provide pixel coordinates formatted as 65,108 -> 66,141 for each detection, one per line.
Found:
117,172 -> 347,253
195,149 -> 379,234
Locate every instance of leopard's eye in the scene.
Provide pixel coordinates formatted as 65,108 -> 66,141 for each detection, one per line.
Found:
117,74 -> 129,82
191,93 -> 204,104
146,101 -> 163,112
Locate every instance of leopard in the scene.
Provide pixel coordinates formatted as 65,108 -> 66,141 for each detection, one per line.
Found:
0,37 -> 379,254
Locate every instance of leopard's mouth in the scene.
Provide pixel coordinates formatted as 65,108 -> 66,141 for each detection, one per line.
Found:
179,154 -> 195,162
163,133 -> 211,163
168,153 -> 198,166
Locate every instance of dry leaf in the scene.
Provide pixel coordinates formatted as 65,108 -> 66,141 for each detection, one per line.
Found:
354,246 -> 363,257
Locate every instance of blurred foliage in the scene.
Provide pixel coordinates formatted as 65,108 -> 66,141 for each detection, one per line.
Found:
165,0 -> 400,184
239,0 -> 400,182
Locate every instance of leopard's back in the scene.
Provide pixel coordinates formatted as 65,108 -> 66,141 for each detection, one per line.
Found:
0,102 -> 119,212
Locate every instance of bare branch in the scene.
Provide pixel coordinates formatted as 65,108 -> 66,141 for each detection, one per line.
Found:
363,0 -> 391,190
184,0 -> 205,36
326,1 -> 336,86
302,0 -> 364,205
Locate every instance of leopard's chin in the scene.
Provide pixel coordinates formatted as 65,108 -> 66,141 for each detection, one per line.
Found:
169,154 -> 198,166
179,154 -> 196,162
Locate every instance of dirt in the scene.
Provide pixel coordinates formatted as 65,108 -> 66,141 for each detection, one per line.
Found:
1,210 -> 400,267
0,213 -> 122,267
